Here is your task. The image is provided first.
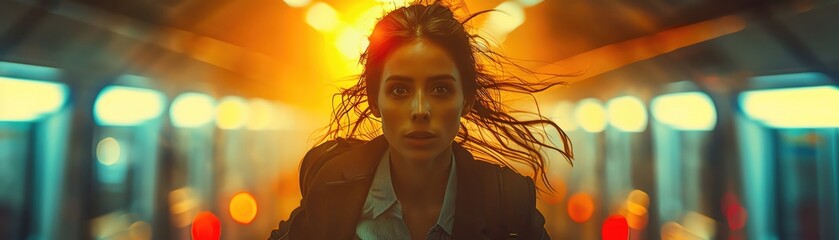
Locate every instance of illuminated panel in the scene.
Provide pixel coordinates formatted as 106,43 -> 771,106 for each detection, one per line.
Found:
740,86 -> 839,128
305,2 -> 339,32
574,98 -> 607,133
606,96 -> 648,132
171,92 -> 216,128
215,96 -> 249,130
0,76 -> 68,122
93,86 -> 166,126
651,92 -> 717,131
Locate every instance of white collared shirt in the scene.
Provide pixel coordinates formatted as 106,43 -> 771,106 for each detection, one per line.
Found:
355,150 -> 457,240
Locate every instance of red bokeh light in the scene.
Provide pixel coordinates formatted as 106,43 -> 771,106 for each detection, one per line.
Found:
192,211 -> 221,240
722,192 -> 748,230
602,214 -> 629,240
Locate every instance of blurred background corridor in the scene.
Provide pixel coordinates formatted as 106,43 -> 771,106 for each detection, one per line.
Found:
1,0 -> 838,239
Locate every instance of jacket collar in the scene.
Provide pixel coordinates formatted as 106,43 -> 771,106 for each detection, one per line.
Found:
315,136 -> 487,239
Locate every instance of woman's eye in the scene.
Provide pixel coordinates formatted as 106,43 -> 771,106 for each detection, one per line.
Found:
432,86 -> 449,95
392,87 -> 409,96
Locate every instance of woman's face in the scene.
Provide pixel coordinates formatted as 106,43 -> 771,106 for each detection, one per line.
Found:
372,39 -> 472,162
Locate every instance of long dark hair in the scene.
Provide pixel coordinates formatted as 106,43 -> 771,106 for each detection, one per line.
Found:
316,0 -> 574,193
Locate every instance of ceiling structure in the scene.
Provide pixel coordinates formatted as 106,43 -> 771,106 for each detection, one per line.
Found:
1,0 -> 837,103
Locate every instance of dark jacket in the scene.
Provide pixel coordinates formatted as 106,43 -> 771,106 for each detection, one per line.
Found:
268,136 -> 550,239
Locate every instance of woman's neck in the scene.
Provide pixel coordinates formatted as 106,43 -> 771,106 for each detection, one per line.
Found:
388,146 -> 453,202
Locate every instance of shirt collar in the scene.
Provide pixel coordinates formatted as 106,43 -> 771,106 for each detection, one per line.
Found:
366,150 -> 458,234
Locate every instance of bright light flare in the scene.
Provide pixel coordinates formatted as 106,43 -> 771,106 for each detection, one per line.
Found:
651,92 -> 717,131
171,92 -> 215,128
215,96 -> 249,130
481,1 -> 526,43
574,98 -> 607,133
740,86 -> 839,128
93,86 -> 166,126
229,192 -> 258,224
0,76 -> 68,121
335,26 -> 369,60
607,96 -> 648,132
306,2 -> 339,32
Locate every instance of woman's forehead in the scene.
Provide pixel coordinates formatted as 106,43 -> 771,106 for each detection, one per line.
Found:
381,39 -> 460,81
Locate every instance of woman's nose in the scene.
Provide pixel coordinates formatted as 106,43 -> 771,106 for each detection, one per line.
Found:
411,92 -> 430,121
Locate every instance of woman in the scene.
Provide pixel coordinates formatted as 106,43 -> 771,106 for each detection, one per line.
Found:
269,1 -> 573,239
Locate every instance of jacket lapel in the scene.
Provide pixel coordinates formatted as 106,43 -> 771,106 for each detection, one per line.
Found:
311,137 -> 489,239
316,136 -> 388,239
451,143 -> 489,239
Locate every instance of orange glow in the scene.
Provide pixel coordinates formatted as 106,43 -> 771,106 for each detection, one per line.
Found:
192,211 -> 221,240
539,15 -> 745,84
567,193 -> 595,223
229,192 -> 258,224
625,189 -> 650,230
541,179 -> 567,205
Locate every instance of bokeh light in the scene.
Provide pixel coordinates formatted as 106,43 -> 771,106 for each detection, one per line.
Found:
602,214 -> 629,240
625,189 -> 650,230
246,99 -> 274,130
169,187 -> 199,228
552,101 -> 578,131
651,92 -> 717,131
96,137 -> 121,166
305,2 -> 339,32
93,86 -> 166,126
128,221 -> 152,240
740,85 -> 839,128
215,96 -> 249,130
722,192 -> 748,230
0,76 -> 68,121
481,1 -> 526,44
170,92 -> 215,128
335,25 -> 370,60
606,95 -> 648,132
574,98 -> 607,133
192,211 -> 221,240
568,192 -> 595,223
229,192 -> 258,224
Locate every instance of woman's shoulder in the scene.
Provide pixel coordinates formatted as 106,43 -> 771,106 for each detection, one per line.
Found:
469,159 -> 536,189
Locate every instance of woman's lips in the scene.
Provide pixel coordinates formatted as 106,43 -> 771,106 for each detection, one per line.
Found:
404,131 -> 436,147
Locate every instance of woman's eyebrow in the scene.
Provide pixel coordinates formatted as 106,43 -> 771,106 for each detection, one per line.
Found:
384,75 -> 413,83
427,74 -> 456,82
